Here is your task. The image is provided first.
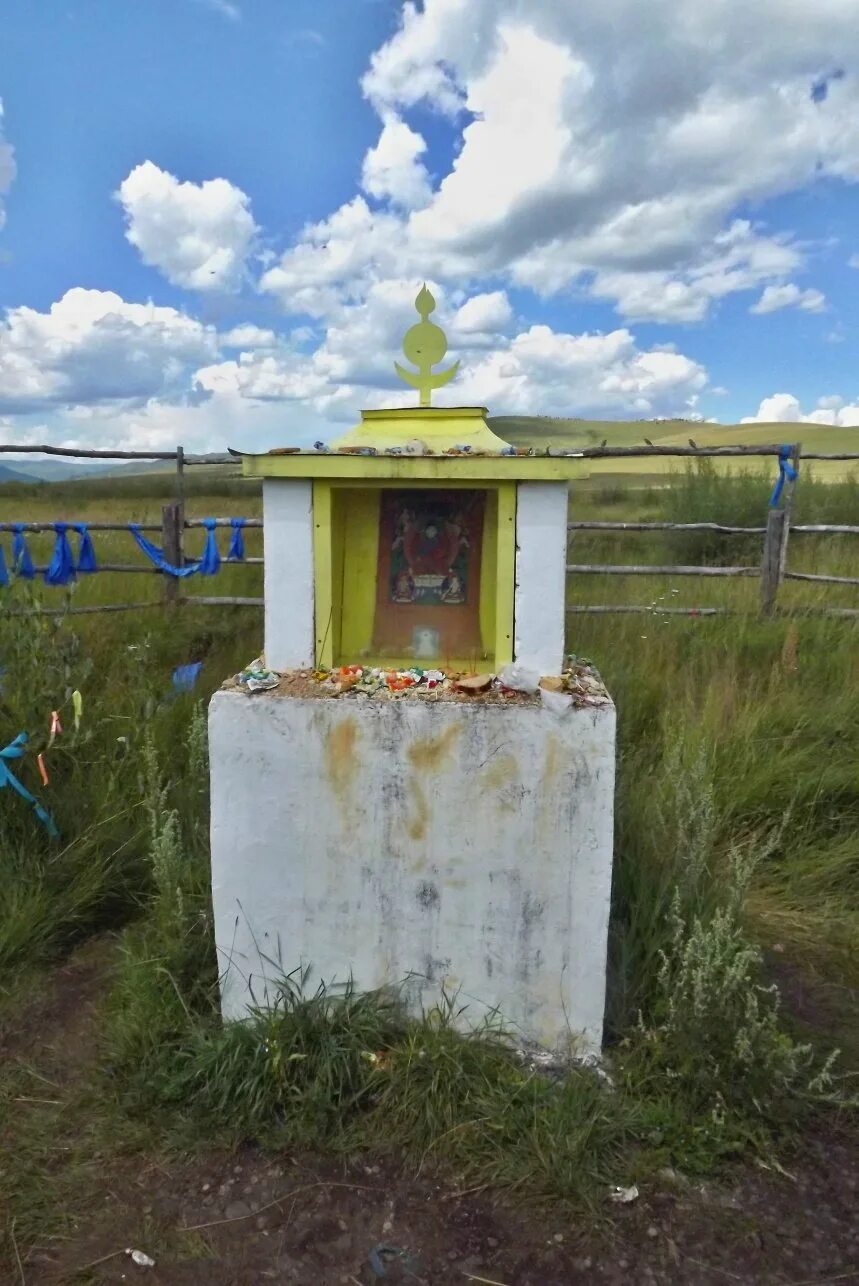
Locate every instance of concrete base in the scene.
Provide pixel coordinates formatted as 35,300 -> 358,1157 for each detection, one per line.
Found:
209,689 -> 616,1056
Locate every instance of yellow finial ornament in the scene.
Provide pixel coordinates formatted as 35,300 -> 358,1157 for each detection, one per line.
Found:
395,284 -> 460,407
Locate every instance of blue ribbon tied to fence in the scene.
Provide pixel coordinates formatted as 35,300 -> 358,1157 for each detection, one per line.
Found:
44,522 -> 77,586
129,516 -> 222,577
226,516 -> 246,562
769,445 -> 799,508
0,732 -> 59,837
75,523 -> 98,573
12,524 -> 35,579
172,661 -> 203,693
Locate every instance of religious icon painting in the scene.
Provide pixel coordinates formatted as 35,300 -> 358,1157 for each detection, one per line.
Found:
373,489 -> 486,661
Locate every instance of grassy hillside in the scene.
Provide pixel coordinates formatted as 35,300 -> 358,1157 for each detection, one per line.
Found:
492,416 -> 859,482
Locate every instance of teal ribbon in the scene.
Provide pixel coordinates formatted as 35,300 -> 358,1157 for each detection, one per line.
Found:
0,732 -> 59,836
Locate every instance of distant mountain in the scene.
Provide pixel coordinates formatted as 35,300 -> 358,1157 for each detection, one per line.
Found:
0,458 -> 172,482
0,462 -> 40,483
5,459 -> 110,482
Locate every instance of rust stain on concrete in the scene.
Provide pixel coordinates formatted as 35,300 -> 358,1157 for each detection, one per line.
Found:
407,723 -> 460,771
405,724 -> 460,841
480,751 -> 518,791
543,732 -> 562,785
407,786 -> 429,841
326,718 -> 359,798
537,732 -> 565,840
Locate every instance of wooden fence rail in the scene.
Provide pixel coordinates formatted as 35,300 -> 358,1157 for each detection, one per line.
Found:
567,520 -> 768,534
1,437 -> 857,622
185,517 -> 263,528
785,571 -> 859,586
0,443 -> 232,465
567,521 -> 859,536
0,520 -> 162,532
566,563 -> 760,578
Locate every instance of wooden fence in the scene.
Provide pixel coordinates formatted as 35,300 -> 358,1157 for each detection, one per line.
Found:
1,439 -> 857,621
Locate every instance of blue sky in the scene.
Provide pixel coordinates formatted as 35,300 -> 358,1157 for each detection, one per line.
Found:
0,0 -> 858,450
0,1 -> 392,305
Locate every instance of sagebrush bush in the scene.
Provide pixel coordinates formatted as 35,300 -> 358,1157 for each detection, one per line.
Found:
631,847 -> 839,1130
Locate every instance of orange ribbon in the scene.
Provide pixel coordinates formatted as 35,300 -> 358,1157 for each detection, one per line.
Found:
48,710 -> 63,748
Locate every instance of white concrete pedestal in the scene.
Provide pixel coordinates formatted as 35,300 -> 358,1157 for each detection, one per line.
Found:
209,689 -> 615,1056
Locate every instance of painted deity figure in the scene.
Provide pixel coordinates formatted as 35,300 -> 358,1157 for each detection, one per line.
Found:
388,498 -> 472,606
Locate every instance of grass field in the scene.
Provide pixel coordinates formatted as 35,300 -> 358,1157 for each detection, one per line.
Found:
0,466 -> 856,1275
495,415 -> 859,483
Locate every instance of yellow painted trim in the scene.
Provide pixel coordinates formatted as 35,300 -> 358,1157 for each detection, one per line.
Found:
307,478 -> 501,491
312,481 -> 335,669
338,489 -> 380,662
343,406 -> 489,421
312,477 -> 518,671
494,483 -> 516,667
330,489 -> 346,664
331,406 -> 510,452
479,490 -> 497,660
242,454 -> 586,483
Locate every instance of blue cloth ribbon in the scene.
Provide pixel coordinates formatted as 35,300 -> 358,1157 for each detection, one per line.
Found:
12,525 -> 35,579
172,661 -> 203,692
226,517 -> 246,562
129,525 -> 198,577
0,543 -> 8,588
44,523 -> 76,586
0,732 -> 59,836
769,445 -> 799,507
74,523 -> 98,573
199,517 -> 221,576
128,519 -> 221,577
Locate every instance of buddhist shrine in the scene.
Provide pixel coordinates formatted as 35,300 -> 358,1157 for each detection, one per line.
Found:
209,285 -> 616,1057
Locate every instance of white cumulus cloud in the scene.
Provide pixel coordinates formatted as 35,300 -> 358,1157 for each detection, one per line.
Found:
220,324 -> 278,349
361,114 -> 431,209
294,0 -> 856,325
742,393 -> 859,426
116,161 -> 258,292
454,325 -> 707,418
0,288 -> 217,414
450,290 -> 513,338
750,283 -> 826,315
259,197 -> 408,317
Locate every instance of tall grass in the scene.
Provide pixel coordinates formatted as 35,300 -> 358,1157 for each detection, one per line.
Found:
0,468 -> 854,1229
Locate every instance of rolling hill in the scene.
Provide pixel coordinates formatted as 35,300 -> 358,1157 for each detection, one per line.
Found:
489,417 -> 859,481
0,462 -> 40,483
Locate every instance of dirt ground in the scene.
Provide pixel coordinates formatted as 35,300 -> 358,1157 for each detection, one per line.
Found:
3,943 -> 858,1286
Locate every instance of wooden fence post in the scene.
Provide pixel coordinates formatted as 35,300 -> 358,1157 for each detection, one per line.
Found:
175,443 -> 185,504
161,500 -> 184,607
759,441 -> 801,616
760,509 -> 785,615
